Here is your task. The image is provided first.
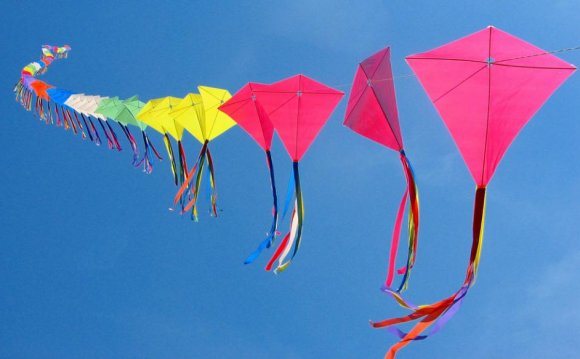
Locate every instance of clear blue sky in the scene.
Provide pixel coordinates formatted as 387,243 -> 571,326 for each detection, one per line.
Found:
1,1 -> 579,358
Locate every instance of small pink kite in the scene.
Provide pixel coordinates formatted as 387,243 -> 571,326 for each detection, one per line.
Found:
219,83 -> 278,264
343,47 -> 420,295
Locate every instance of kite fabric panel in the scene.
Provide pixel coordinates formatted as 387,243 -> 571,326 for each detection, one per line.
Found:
371,26 -> 576,359
343,47 -> 420,297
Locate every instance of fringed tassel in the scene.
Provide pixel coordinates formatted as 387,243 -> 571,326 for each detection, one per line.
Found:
371,187 -> 487,359
118,123 -> 139,165
244,150 -> 280,264
175,141 -> 208,221
266,161 -> 304,274
384,151 -> 420,294
205,147 -> 218,217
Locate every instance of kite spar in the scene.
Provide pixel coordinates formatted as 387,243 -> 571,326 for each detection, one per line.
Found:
371,26 -> 576,359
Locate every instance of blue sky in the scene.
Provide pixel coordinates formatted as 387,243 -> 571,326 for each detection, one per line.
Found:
1,1 -> 580,358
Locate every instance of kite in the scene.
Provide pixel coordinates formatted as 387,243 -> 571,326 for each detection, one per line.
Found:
343,47 -> 420,296
249,75 -> 343,273
371,26 -> 576,359
172,87 -> 237,220
219,83 -> 279,264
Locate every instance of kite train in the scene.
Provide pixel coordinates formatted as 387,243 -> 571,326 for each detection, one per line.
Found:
12,25 -> 579,359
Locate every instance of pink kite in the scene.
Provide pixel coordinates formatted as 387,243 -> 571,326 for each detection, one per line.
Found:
343,47 -> 420,295
371,26 -> 576,359
219,83 -> 279,264
250,75 -> 343,273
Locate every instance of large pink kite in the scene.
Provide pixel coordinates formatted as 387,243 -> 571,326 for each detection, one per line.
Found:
371,26 -> 576,358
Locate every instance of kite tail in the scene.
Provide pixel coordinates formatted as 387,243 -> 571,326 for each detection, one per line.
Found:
14,80 -> 23,102
72,111 -> 88,140
205,147 -> 218,217
177,141 -> 209,220
118,123 -> 139,165
96,118 -> 115,150
387,151 -> 421,293
54,104 -> 63,127
105,120 -> 122,151
163,133 -> 179,186
77,112 -> 93,142
34,96 -> 42,119
267,162 -> 304,274
147,132 -> 163,160
63,108 -> 78,135
244,150 -> 279,265
59,105 -> 71,130
136,130 -> 161,174
82,114 -> 101,146
46,101 -> 54,125
187,145 -> 208,221
177,140 -> 188,186
371,187 -> 486,359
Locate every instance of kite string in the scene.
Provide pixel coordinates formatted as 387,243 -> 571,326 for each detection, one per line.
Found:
496,45 -> 580,63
